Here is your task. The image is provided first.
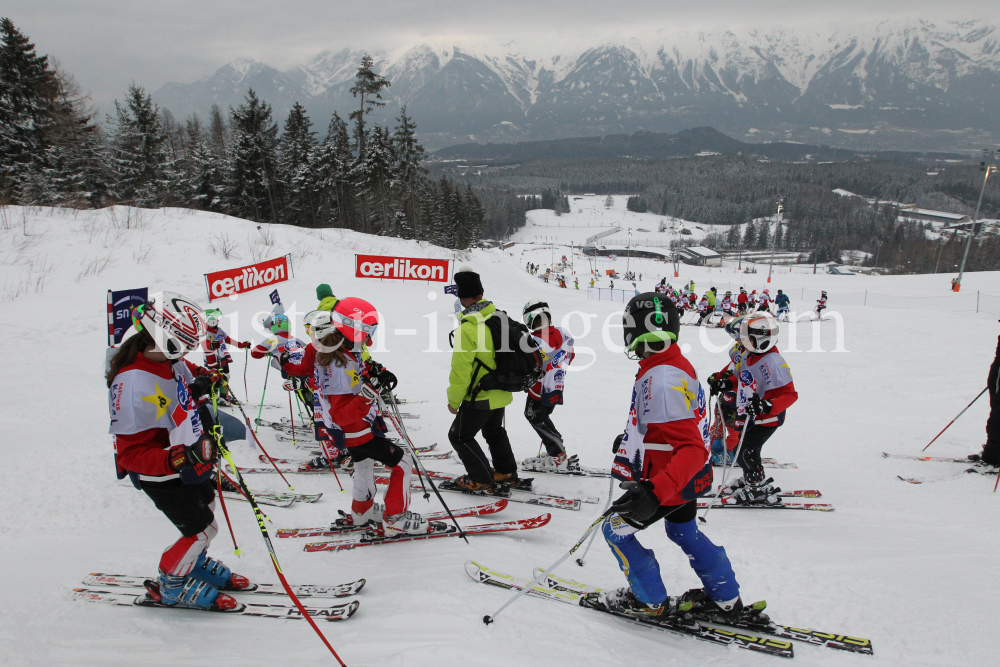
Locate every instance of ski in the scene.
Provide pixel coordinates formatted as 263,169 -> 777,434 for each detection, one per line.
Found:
705,489 -> 822,499
82,574 -> 365,598
896,473 -> 964,484
304,514 -> 551,552
696,498 -> 834,511
374,475 -> 587,511
277,500 -> 509,538
521,455 -> 612,478
712,458 -> 797,470
532,570 -> 872,655
881,452 -> 971,463
221,491 -> 295,507
465,562 -> 793,658
70,587 -> 360,620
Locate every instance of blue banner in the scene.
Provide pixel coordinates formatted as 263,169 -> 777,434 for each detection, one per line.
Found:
109,287 -> 148,345
269,289 -> 282,305
444,284 -> 458,295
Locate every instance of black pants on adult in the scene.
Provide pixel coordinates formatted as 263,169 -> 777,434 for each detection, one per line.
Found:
448,404 -> 517,485
736,424 -> 777,485
524,395 -> 565,457
982,335 -> 1000,464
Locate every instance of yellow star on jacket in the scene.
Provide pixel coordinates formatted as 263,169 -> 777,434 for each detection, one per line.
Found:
141,382 -> 171,420
345,368 -> 361,388
671,378 -> 696,412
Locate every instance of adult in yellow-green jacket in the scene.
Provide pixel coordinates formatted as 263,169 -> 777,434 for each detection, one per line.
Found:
446,268 -> 517,491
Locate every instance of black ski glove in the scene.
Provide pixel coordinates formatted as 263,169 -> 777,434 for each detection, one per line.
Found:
610,480 -> 660,523
376,368 -> 398,394
167,434 -> 218,471
707,371 -> 731,396
612,433 -> 624,455
746,394 -> 773,419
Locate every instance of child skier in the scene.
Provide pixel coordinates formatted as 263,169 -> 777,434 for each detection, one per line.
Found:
813,291 -> 828,320
774,290 -> 790,321
520,300 -> 576,472
757,289 -> 772,313
695,295 -> 711,325
107,292 -> 251,610
736,288 -> 748,313
202,309 -> 250,378
707,313 -> 798,505
721,291 -> 734,316
281,298 -> 426,536
591,293 -> 758,624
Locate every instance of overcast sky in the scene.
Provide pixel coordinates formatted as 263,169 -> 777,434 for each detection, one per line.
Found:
7,1 -> 999,110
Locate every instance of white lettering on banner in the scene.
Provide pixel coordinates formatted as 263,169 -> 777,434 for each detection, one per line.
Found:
354,254 -> 449,283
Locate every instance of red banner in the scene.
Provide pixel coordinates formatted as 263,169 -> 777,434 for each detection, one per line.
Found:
355,255 -> 449,283
205,255 -> 291,301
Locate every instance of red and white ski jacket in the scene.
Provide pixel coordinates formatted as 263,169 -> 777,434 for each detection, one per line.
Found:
108,353 -> 213,484
816,298 -> 827,310
716,347 -> 797,429
251,330 -> 306,371
721,296 -> 733,312
758,293 -> 772,308
282,344 -> 383,448
737,292 -> 748,306
613,345 -> 712,506
528,326 -> 575,406
202,326 -> 236,368
697,298 -> 709,314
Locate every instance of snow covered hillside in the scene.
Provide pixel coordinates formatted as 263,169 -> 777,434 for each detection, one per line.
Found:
514,194 -> 711,247
1,205 -> 999,666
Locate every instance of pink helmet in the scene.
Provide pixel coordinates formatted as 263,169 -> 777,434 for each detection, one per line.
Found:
331,297 -> 378,347
763,289 -> 769,294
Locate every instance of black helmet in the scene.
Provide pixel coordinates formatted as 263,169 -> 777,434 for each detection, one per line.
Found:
777,289 -> 783,294
622,292 -> 680,360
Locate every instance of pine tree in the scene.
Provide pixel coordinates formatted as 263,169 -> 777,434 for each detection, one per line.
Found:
756,219 -> 770,249
393,106 -> 426,237
226,89 -> 282,223
108,83 -> 173,206
743,220 -> 757,247
726,222 -> 740,247
279,102 -> 317,226
604,195 -> 614,208
0,18 -> 57,199
208,104 -> 227,157
349,54 -> 390,158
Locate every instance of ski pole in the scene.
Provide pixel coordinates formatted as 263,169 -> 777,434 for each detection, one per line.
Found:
383,395 -> 439,512
381,391 -> 468,544
211,419 -> 348,665
289,392 -> 297,446
255,361 -> 271,426
576,475 -> 615,567
223,382 -> 295,491
484,508 -> 613,625
243,347 -> 249,403
382,391 -> 430,499
216,467 -> 241,555
219,467 -> 273,522
699,413 -> 751,524
922,387 -> 988,451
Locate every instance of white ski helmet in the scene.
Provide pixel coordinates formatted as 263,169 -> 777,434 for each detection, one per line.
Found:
522,299 -> 551,329
132,291 -> 206,360
304,309 -> 336,342
739,312 -> 779,354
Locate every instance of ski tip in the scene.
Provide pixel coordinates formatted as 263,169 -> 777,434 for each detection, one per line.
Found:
483,615 -> 493,625
354,578 -> 366,594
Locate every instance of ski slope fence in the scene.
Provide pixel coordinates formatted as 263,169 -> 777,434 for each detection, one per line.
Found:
589,285 -> 1000,315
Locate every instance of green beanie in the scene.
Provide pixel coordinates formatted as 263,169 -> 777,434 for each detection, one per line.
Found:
316,283 -> 334,300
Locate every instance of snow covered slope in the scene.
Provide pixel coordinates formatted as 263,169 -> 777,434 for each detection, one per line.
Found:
1,205 -> 999,665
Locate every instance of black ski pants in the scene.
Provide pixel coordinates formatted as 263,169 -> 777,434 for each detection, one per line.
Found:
448,404 -> 517,485
524,396 -> 565,457
982,335 -> 1000,465
736,424 -> 777,485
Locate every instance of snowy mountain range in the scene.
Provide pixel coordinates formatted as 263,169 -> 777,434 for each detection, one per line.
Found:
152,19 -> 1000,152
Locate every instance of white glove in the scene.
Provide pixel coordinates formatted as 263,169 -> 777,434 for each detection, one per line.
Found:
359,382 -> 379,403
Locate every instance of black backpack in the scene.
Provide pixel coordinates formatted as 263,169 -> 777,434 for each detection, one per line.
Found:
470,310 -> 546,398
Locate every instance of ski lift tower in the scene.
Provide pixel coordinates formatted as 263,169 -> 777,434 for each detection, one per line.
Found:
767,199 -> 783,284
955,149 -> 997,292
